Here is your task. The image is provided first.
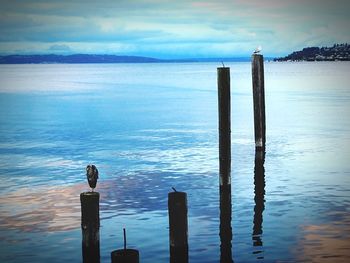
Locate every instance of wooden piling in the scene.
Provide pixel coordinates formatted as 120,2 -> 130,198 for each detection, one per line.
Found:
168,190 -> 188,263
252,54 -> 266,150
81,191 -> 100,263
218,67 -> 233,263
218,67 -> 231,186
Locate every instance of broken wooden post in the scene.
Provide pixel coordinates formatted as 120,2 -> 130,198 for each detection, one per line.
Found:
81,191 -> 100,263
218,66 -> 233,263
111,228 -> 139,263
168,188 -> 188,263
252,54 -> 266,150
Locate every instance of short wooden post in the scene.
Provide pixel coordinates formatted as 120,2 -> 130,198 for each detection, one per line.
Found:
252,54 -> 266,150
168,189 -> 188,263
253,151 -> 265,249
81,192 -> 100,263
111,228 -> 139,263
111,250 -> 139,263
218,67 -> 233,263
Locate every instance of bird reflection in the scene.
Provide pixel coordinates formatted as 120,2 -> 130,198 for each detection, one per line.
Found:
220,183 -> 233,263
252,150 -> 265,258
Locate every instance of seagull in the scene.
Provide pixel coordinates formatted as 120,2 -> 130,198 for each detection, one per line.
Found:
254,46 -> 262,54
86,164 -> 98,191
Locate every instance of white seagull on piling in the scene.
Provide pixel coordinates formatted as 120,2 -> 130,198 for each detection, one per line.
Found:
254,46 -> 262,54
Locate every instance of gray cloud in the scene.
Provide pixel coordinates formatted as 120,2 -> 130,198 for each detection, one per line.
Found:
48,44 -> 71,52
0,0 -> 349,57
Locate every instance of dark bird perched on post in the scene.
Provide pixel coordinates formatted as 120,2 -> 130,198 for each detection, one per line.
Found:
86,164 -> 98,191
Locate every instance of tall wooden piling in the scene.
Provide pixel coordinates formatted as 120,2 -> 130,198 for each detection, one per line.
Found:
218,67 -> 231,186
168,190 -> 188,263
81,192 -> 100,263
218,67 -> 233,262
252,54 -> 266,150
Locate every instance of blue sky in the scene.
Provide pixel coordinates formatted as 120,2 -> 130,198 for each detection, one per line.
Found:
0,0 -> 349,58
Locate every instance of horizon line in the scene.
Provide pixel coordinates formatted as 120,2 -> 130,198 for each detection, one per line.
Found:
0,53 -> 276,60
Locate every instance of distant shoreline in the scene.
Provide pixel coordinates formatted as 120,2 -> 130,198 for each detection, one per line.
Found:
1,53 -> 350,64
274,43 -> 350,62
0,54 -> 273,64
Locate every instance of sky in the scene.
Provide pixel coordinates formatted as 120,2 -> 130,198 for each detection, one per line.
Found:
0,0 -> 349,58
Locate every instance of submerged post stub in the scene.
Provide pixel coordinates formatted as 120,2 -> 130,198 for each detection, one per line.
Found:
111,249 -> 139,263
168,189 -> 188,263
111,228 -> 139,263
252,54 -> 266,151
80,191 -> 100,263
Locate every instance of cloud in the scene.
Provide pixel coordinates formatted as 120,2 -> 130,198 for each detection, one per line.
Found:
0,0 -> 349,57
48,44 -> 71,52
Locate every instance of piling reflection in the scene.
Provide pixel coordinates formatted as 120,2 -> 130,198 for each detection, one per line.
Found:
220,183 -> 233,263
252,150 -> 265,258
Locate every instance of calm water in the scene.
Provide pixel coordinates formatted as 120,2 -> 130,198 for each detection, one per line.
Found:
0,62 -> 349,262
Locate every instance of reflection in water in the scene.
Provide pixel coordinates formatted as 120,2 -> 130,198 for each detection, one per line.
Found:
0,63 -> 350,262
296,212 -> 350,262
220,184 -> 233,263
0,171 -> 208,234
253,150 -> 265,259
0,183 -> 85,232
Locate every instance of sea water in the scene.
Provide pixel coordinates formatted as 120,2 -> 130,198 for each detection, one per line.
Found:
0,62 -> 349,262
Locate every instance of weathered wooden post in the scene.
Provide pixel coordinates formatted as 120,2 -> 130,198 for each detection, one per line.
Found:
81,191 -> 100,263
252,54 -> 266,150
218,66 -> 231,187
168,188 -> 188,263
253,150 -> 265,256
111,228 -> 139,263
218,66 -> 233,263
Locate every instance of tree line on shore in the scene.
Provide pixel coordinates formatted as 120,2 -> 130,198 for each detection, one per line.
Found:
274,43 -> 350,61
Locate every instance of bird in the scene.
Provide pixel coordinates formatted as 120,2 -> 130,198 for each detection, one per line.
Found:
86,164 -> 98,191
254,45 -> 262,54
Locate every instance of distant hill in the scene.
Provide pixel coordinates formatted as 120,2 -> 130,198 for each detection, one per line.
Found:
274,43 -> 350,61
0,54 -> 163,64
